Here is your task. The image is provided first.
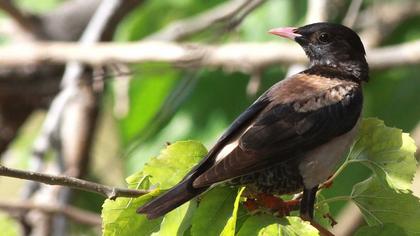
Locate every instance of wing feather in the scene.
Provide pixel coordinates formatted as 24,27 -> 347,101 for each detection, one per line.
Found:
193,74 -> 362,188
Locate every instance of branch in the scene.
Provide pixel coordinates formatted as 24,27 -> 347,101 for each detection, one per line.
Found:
146,0 -> 257,41
0,201 -> 101,226
342,0 -> 363,27
358,1 -> 420,47
0,165 -> 149,199
366,40 -> 420,69
0,0 -> 38,33
1,40 -> 420,70
306,0 -> 329,23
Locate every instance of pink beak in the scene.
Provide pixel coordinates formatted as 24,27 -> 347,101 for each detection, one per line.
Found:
268,27 -> 301,40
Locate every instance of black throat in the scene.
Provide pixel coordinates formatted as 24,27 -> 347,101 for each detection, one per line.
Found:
309,56 -> 369,82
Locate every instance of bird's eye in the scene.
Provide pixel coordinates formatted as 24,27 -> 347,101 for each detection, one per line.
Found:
318,32 -> 330,43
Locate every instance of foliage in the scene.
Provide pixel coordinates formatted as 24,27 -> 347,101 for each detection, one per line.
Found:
102,118 -> 418,236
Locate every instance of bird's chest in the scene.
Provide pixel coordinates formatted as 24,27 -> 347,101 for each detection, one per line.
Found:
298,119 -> 360,189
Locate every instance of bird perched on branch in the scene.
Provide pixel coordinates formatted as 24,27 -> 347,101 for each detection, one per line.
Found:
138,22 -> 368,228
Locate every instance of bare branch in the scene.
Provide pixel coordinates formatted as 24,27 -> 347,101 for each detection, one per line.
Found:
358,1 -> 420,47
226,0 -> 266,31
306,0 -> 329,23
342,0 -> 363,27
0,39 -> 417,70
0,165 -> 149,199
0,201 -> 102,226
0,0 -> 38,33
366,40 -> 420,69
28,0 -> 124,180
147,0 -> 257,41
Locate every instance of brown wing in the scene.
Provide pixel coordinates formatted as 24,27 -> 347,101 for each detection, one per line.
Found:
193,72 -> 362,188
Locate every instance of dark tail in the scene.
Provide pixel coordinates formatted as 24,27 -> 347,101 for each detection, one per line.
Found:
137,178 -> 207,219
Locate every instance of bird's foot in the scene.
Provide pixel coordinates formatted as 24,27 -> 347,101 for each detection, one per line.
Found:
243,193 -> 300,217
243,198 -> 259,214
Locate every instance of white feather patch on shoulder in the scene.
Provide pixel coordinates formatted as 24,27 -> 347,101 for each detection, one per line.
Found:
214,139 -> 239,163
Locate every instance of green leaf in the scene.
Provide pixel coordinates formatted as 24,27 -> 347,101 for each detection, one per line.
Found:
348,118 -> 417,192
351,177 -> 420,235
143,140 -> 207,189
220,187 -> 246,236
237,214 -> 319,236
314,193 -> 331,228
354,223 -> 407,236
102,189 -> 163,236
191,187 -> 238,236
103,141 -> 206,235
159,200 -> 197,236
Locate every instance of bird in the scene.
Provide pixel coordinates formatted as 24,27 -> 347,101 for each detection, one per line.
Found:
137,22 -> 368,225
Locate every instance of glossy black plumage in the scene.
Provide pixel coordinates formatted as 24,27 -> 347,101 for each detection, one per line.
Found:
137,22 -> 368,220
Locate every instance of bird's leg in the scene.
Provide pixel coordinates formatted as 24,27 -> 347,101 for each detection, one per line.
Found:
300,186 -> 335,236
257,193 -> 299,216
300,186 -> 317,219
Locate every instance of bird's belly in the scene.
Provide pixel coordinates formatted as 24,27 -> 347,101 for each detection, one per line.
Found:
298,119 -> 360,189
228,160 -> 304,195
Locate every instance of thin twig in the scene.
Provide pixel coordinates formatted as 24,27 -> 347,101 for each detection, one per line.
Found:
342,0 -> 363,27
358,1 -> 420,47
146,0 -> 253,41
0,200 -> 102,226
226,0 -> 266,30
0,0 -> 37,33
0,165 -> 149,199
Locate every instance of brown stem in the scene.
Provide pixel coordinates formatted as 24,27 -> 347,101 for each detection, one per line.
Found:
0,165 -> 149,199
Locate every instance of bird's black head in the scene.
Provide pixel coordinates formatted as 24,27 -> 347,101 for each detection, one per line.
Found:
269,22 -> 369,82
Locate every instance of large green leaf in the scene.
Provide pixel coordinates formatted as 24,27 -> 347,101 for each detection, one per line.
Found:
102,189 -> 163,236
102,141 -> 207,235
237,214 -> 319,236
190,187 -> 238,236
143,140 -> 207,189
158,200 -> 197,236
351,177 -> 420,235
347,118 -> 417,192
220,187 -> 246,236
313,193 -> 331,228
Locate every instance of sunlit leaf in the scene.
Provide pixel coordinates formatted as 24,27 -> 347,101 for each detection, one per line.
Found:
220,187 -> 245,236
351,177 -> 420,235
347,118 -> 417,192
102,189 -> 162,236
237,214 -> 319,236
314,193 -> 331,228
191,187 -> 238,236
143,141 -> 207,189
159,200 -> 197,236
